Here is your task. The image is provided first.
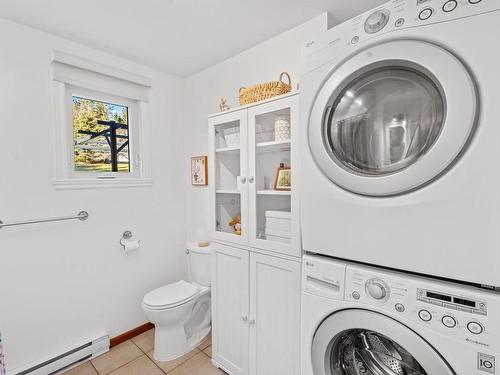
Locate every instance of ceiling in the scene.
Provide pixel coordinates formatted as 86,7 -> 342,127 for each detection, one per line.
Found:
0,0 -> 385,77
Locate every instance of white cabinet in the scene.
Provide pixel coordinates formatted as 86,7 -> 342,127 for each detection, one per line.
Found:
249,252 -> 301,375
211,242 -> 301,375
209,93 -> 300,257
211,243 -> 249,375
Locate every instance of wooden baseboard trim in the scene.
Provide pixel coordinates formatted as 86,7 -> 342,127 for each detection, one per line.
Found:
110,322 -> 154,348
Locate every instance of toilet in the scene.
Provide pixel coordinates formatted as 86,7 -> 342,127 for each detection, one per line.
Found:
142,242 -> 211,362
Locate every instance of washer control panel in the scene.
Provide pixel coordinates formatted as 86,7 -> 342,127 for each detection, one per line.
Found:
340,261 -> 499,352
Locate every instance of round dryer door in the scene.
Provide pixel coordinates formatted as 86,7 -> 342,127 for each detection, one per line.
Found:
311,309 -> 455,375
308,39 -> 478,196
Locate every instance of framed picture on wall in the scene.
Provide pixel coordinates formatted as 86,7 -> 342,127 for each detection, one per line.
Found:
191,156 -> 208,186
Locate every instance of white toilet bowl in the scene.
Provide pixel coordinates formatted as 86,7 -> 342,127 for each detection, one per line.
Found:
142,242 -> 211,362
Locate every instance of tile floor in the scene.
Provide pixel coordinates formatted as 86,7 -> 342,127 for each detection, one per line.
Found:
62,330 -> 223,375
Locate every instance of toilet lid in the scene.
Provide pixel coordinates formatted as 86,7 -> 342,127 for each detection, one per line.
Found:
143,280 -> 198,309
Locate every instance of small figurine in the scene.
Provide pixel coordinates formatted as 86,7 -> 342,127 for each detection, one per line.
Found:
228,213 -> 242,235
219,98 -> 230,112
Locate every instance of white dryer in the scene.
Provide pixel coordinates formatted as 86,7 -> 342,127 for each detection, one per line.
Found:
299,0 -> 500,286
301,254 -> 500,375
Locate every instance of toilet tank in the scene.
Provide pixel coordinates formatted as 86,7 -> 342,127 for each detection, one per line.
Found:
187,242 -> 211,287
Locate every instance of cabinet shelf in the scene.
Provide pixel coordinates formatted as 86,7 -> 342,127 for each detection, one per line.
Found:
256,139 -> 291,153
216,189 -> 241,194
216,146 -> 240,155
257,190 -> 291,196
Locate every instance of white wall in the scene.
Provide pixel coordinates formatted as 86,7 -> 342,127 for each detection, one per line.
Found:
0,11 -> 332,373
0,19 -> 187,372
182,13 -> 331,240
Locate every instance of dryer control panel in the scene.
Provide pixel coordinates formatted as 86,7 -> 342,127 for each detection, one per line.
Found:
301,0 -> 500,75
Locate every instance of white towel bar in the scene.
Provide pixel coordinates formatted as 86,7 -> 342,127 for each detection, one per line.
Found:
0,211 -> 88,229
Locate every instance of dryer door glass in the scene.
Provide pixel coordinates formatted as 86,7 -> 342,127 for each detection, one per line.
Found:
324,67 -> 445,176
329,329 -> 426,375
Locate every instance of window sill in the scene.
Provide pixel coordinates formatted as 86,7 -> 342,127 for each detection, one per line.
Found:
52,178 -> 153,190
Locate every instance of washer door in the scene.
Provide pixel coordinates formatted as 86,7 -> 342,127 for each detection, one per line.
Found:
311,309 -> 455,375
308,40 -> 477,196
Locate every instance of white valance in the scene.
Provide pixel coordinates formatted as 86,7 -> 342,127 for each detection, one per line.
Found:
51,51 -> 151,102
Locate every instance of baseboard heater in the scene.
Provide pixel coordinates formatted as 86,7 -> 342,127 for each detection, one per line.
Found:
14,334 -> 109,375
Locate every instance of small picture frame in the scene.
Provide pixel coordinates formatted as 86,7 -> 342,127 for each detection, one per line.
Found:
191,156 -> 208,186
274,165 -> 291,191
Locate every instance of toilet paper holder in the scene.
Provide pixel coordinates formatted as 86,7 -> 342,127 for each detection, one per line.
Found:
120,230 -> 133,248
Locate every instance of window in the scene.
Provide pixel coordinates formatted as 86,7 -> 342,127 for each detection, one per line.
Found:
72,96 -> 131,173
52,51 -> 152,189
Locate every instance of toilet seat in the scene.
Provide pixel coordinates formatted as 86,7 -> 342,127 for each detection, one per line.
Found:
143,280 -> 199,310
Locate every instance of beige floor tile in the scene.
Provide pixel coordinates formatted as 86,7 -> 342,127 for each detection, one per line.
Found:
61,361 -> 98,375
91,340 -> 143,375
108,355 -> 163,375
147,348 -> 200,373
131,328 -> 155,353
197,334 -> 211,351
168,352 -> 223,375
203,346 -> 212,358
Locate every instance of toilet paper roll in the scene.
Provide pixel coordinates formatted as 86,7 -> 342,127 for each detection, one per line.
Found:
122,240 -> 140,254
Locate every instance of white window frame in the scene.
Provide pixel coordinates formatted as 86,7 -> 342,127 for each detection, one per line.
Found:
51,51 -> 153,189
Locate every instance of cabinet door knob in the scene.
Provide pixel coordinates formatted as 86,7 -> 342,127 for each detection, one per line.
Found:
241,314 -> 248,322
248,176 -> 254,183
240,176 -> 247,183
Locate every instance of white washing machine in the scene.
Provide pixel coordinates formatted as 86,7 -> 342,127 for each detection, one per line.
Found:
299,0 -> 500,287
301,254 -> 500,375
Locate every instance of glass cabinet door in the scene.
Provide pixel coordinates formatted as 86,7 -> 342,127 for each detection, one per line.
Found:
209,110 -> 248,244
248,95 -> 298,255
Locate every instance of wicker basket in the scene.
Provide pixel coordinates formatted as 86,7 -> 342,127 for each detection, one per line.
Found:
239,72 -> 292,106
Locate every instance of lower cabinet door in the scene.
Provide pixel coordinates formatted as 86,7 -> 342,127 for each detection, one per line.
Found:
211,242 -> 250,375
249,253 -> 301,375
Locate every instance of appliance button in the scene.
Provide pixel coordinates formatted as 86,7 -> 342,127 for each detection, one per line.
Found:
467,321 -> 484,335
364,9 -> 390,34
443,302 -> 457,310
365,279 -> 389,300
418,309 -> 432,322
395,303 -> 405,312
442,0 -> 458,12
458,306 -> 472,313
441,315 -> 457,328
430,299 -> 443,307
352,291 -> 361,300
469,0 -> 482,3
419,8 -> 433,20
395,18 -> 405,27
478,302 -> 486,310
351,36 -> 360,45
